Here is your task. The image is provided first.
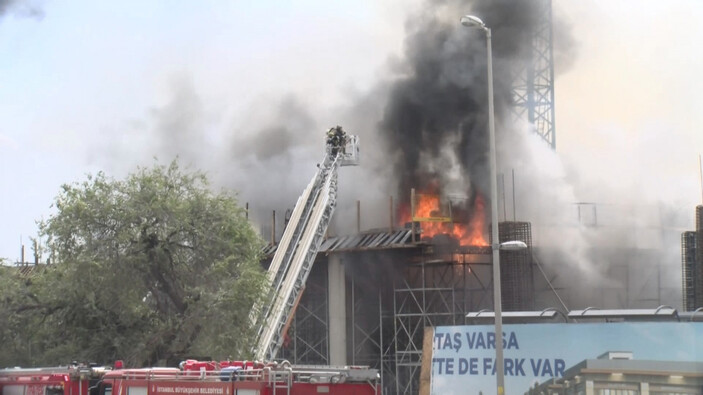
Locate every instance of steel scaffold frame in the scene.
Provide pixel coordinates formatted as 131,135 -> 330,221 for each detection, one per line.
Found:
392,247 -> 494,395
350,258 -> 398,395
682,231 -> 698,311
279,247 -> 497,395
499,222 -> 535,311
695,206 -> 703,309
279,259 -> 329,365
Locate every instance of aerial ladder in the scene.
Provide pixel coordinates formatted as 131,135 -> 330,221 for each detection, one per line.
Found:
253,126 -> 359,361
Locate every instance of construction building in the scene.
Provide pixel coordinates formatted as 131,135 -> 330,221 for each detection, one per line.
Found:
257,194 -> 691,395
260,209 -> 536,395
682,205 -> 703,311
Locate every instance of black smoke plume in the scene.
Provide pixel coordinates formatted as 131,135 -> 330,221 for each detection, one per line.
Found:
379,0 -> 542,208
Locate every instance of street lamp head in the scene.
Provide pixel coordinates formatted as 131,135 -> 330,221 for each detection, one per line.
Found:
499,240 -> 528,251
460,15 -> 486,29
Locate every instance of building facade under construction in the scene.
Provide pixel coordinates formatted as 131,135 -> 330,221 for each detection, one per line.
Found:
682,205 -> 703,311
262,215 -> 535,395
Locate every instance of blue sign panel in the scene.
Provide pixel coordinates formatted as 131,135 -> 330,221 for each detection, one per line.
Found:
430,322 -> 703,394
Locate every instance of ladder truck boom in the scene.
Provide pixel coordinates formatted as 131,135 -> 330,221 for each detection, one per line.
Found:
253,126 -> 359,361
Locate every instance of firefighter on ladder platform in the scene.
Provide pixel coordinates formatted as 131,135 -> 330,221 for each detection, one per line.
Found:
326,125 -> 347,157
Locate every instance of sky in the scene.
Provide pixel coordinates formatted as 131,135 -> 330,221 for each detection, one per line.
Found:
1,0 -> 702,266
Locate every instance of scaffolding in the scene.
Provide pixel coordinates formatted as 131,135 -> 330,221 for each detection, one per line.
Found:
697,206 -> 703,292
269,206 -> 685,394
680,206 -> 703,311
379,244 -> 497,394
392,254 -> 485,395
688,205 -> 703,311
276,222 -> 532,395
279,259 -> 329,365
348,251 -> 400,395
682,231 -> 698,311
499,221 -> 534,311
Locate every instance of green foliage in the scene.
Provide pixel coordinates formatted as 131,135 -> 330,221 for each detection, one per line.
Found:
0,161 -> 267,367
0,266 -> 39,367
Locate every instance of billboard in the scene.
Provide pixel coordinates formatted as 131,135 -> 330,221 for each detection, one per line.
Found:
427,322 -> 703,395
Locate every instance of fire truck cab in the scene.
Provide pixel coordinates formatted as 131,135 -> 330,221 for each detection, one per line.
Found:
0,364 -> 108,395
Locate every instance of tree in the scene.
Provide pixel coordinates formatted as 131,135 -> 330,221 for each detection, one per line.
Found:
0,265 -> 41,367
0,161 -> 267,367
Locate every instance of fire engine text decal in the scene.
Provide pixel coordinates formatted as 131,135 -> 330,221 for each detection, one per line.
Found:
153,387 -> 224,394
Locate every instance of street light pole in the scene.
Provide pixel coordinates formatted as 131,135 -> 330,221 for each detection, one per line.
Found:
460,15 -> 504,395
486,25 -> 506,395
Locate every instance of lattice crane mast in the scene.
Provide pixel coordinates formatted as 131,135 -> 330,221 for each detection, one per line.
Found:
253,126 -> 359,361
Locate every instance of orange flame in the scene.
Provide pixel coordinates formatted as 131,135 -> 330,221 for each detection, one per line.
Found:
402,191 -> 488,247
464,194 -> 488,246
414,194 -> 444,219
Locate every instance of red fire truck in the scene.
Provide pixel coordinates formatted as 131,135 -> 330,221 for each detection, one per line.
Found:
1,360 -> 380,395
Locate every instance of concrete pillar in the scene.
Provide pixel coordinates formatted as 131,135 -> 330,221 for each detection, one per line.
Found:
328,254 -> 347,365
585,380 -> 594,395
640,382 -> 650,395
